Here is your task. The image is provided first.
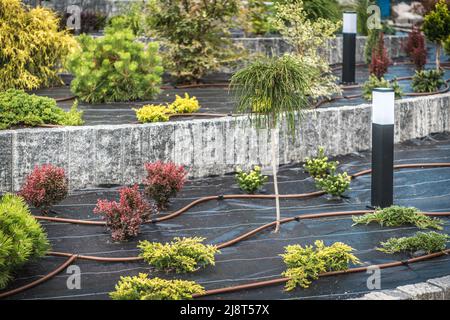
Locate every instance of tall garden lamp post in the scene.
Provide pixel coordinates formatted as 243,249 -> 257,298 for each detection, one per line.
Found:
342,11 -> 357,85
371,88 -> 395,208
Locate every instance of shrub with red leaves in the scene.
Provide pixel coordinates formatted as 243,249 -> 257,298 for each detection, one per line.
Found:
143,161 -> 187,210
94,185 -> 156,241
19,164 -> 68,214
404,26 -> 427,70
369,33 -> 390,79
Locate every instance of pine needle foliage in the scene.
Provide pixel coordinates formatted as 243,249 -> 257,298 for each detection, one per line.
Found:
0,0 -> 77,90
138,237 -> 219,273
281,240 -> 360,291
109,273 -> 204,300
377,231 -> 449,254
230,54 -> 313,134
0,194 -> 49,289
352,206 -> 444,230
67,23 -> 163,103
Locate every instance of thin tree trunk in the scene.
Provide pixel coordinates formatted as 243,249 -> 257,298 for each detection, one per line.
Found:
436,43 -> 441,71
271,127 -> 281,233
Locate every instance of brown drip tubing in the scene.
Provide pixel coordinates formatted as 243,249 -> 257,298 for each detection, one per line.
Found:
1,163 -> 450,299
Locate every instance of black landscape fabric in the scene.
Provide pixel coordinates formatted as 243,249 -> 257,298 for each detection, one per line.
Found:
2,133 -> 450,300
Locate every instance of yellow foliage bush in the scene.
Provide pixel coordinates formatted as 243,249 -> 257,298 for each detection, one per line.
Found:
169,93 -> 201,113
0,0 -> 77,90
134,104 -> 173,123
134,93 -> 202,123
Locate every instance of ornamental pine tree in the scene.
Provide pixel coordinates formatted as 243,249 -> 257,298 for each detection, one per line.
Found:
422,0 -> 450,70
67,21 -> 163,103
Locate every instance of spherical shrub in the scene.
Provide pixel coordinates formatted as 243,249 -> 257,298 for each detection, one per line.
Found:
143,161 -> 187,210
19,164 -> 69,214
0,194 -> 50,289
67,23 -> 163,103
94,185 -> 157,241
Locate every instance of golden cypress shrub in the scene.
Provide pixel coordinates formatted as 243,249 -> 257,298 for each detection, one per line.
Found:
0,0 -> 77,90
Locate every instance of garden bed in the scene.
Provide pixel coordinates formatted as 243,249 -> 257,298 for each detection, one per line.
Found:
31,57 -> 450,127
1,133 -> 450,300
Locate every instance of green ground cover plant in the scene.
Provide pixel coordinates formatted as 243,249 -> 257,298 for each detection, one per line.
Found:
138,237 -> 219,273
109,274 -> 204,300
352,206 -> 444,230
281,240 -> 360,290
378,231 -> 449,254
0,89 -> 83,130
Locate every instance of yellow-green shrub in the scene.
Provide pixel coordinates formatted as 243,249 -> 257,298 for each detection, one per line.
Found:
352,206 -> 444,230
169,93 -> 201,113
134,93 -> 202,123
0,194 -> 50,289
109,273 -> 204,300
138,237 -> 219,273
0,0 -> 77,90
235,166 -> 268,194
303,147 -> 338,178
134,104 -> 173,123
281,240 -> 359,291
0,89 -> 83,130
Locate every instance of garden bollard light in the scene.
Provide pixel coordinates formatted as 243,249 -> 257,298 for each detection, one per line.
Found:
371,88 -> 395,208
342,11 -> 357,85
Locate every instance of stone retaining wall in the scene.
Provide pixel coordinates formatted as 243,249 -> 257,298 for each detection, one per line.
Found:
354,275 -> 450,300
0,93 -> 449,192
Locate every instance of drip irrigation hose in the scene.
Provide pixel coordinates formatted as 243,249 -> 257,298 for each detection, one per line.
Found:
193,249 -> 450,298
2,163 -> 448,299
55,96 -> 77,102
0,254 -> 78,299
2,209 -> 450,298
34,163 -> 450,226
41,209 -> 450,263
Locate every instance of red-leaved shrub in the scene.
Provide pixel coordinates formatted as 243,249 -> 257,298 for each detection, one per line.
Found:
94,185 -> 156,241
143,161 -> 187,210
403,26 -> 427,70
370,33 -> 390,79
19,164 -> 68,214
